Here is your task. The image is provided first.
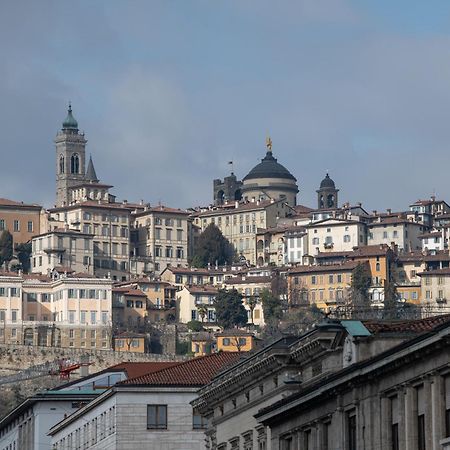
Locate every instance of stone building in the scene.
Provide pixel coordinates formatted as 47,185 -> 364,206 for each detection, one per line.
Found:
316,173 -> 339,210
130,205 -> 190,277
213,173 -> 243,206
31,228 -> 94,275
0,271 -> 113,349
0,198 -> 44,246
193,315 -> 450,450
49,353 -> 242,450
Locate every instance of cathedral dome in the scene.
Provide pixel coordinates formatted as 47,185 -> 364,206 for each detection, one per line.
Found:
62,104 -> 78,130
243,151 -> 296,182
319,173 -> 335,190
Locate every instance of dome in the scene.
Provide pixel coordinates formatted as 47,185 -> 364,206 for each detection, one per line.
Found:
62,104 -> 78,130
319,173 -> 335,190
243,151 -> 296,182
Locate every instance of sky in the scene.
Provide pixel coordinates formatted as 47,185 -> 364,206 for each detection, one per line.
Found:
2,0 -> 450,212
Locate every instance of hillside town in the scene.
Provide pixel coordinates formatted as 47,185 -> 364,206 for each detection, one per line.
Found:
0,106 -> 449,449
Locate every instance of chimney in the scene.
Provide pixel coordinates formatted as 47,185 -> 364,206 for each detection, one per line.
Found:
235,201 -> 239,209
140,199 -> 144,205
387,208 -> 392,214
357,202 -> 362,207
123,200 -> 128,205
372,210 -> 377,215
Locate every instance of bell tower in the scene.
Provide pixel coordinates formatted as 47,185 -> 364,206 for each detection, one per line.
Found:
55,104 -> 87,207
317,173 -> 339,209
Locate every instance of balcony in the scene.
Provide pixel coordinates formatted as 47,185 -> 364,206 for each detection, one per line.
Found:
44,246 -> 66,254
436,298 -> 447,304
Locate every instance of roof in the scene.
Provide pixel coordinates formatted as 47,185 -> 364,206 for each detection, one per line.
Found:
417,268 -> 450,276
62,104 -> 78,130
112,287 -> 147,297
216,329 -> 255,337
363,315 -> 450,334
0,198 -> 42,209
185,285 -> 219,295
419,231 -> 442,239
225,276 -> 272,285
316,245 -> 392,259
196,199 -> 284,217
288,261 -> 362,275
368,216 -> 421,226
49,201 -> 134,213
318,173 -> 336,190
85,156 -> 99,183
243,150 -> 296,182
133,205 -> 190,216
120,352 -> 243,387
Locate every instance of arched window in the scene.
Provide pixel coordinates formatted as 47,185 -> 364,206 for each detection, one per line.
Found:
71,154 -> 80,174
59,155 -> 65,174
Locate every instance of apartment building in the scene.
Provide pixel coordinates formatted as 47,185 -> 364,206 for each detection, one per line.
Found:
0,272 -> 113,349
306,218 -> 368,256
31,228 -> 94,275
256,227 -> 287,266
284,226 -> 309,265
0,198 -> 43,245
177,285 -> 218,325
131,205 -> 190,277
191,199 -> 289,265
49,201 -> 132,280
418,268 -> 450,313
112,287 -> 147,331
287,261 -> 361,310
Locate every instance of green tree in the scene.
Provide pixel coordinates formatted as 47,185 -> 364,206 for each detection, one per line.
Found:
261,289 -> 283,328
383,280 -> 399,319
214,289 -> 247,330
0,231 -> 13,270
191,224 -> 235,268
14,242 -> 32,273
350,263 -> 372,317
187,320 -> 204,332
197,304 -> 208,323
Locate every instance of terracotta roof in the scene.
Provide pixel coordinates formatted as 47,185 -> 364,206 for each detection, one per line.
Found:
423,251 -> 450,262
363,315 -> 450,334
288,261 -> 362,275
120,352 -> 242,387
197,200 -> 283,217
50,201 -> 134,213
216,329 -> 254,337
397,251 -> 425,262
316,245 -> 392,260
225,276 -> 272,285
368,216 -> 420,226
419,232 -> 442,239
186,285 -> 219,295
417,268 -> 450,276
0,198 -> 42,208
133,205 -> 190,216
113,287 -> 147,297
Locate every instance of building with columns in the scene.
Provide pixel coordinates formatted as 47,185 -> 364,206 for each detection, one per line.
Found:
193,315 -> 450,450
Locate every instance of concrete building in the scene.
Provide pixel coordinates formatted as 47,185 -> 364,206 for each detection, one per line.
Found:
177,285 -> 218,325
420,230 -> 446,252
0,361 -> 178,450
193,315 -> 450,450
284,226 -> 309,265
49,202 -> 131,280
306,218 -> 368,255
31,228 -> 94,275
192,200 -> 289,265
410,197 -> 450,228
367,214 -> 425,252
213,173 -> 243,206
49,353 -> 242,450
418,268 -> 450,314
0,271 -> 113,349
0,198 -> 44,246
130,205 -> 190,276
256,227 -> 287,267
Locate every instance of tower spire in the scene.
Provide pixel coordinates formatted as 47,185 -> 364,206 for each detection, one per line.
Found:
85,155 -> 99,183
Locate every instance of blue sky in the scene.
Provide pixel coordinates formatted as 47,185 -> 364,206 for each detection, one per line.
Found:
2,0 -> 450,211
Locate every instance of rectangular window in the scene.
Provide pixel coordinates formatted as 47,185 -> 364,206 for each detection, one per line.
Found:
391,423 -> 399,450
101,311 -> 108,324
0,219 -> 4,230
418,414 -> 425,450
10,287 -> 18,297
80,311 -> 87,324
91,311 -> 97,324
347,413 -> 356,450
13,220 -> 20,232
68,311 -> 75,324
147,405 -> 167,429
193,413 -> 208,429
27,221 -> 33,232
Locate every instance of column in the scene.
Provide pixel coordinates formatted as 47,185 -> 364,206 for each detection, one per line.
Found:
398,387 -> 406,450
404,385 -> 418,450
380,396 -> 391,450
423,378 -> 433,450
431,374 -> 445,450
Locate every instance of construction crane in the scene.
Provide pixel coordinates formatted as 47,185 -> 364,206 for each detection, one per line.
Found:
0,358 -> 92,386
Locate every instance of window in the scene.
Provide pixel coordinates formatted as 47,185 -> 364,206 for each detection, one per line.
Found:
70,154 -> 80,174
80,311 -> 87,324
27,221 -> 33,232
13,220 -> 20,232
328,275 -> 333,284
312,237 -> 319,245
418,414 -> 425,450
27,293 -> 37,302
376,263 -> 381,271
11,310 -> 17,323
193,413 -> 208,429
222,338 -> 230,346
392,423 -> 399,450
383,231 -> 388,239
91,311 -> 97,324
0,219 -> 4,231
311,276 -> 316,285
147,405 -> 167,429
347,413 -> 356,450
343,235 -> 351,243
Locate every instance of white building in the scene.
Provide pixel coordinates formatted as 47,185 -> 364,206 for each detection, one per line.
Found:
284,226 -> 308,265
31,228 -> 94,275
49,353 -> 242,450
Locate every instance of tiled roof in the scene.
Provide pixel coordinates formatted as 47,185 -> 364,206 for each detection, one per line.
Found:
316,245 -> 391,260
419,232 -> 442,239
225,276 -> 272,285
113,287 -> 147,297
133,205 -> 190,216
368,216 -> 420,226
50,201 -> 134,212
363,314 -> 450,334
417,268 -> 450,276
288,261 -> 362,275
186,285 -> 219,295
120,352 -> 242,387
197,200 -> 283,217
0,198 -> 42,208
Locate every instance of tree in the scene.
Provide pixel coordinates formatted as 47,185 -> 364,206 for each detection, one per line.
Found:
246,296 -> 258,325
197,304 -> 208,323
191,224 -> 235,268
261,289 -> 283,328
383,280 -> 399,320
14,242 -> 32,273
0,231 -> 13,270
187,320 -> 204,332
214,289 -> 247,330
350,263 -> 372,317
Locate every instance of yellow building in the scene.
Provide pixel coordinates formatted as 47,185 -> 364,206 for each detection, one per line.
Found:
112,287 -> 147,331
191,332 -> 214,357
215,330 -> 258,352
287,261 -> 362,310
114,332 -> 146,353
